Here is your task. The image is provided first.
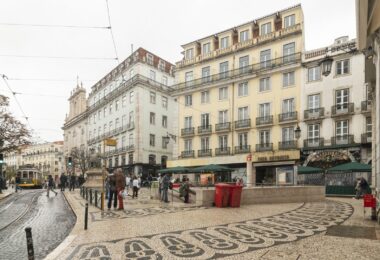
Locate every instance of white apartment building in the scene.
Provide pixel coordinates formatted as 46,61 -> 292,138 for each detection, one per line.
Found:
87,47 -> 175,177
3,149 -> 22,173
301,37 -> 371,168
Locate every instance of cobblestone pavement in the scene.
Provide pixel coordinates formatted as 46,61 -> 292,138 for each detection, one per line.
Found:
0,190 -> 76,260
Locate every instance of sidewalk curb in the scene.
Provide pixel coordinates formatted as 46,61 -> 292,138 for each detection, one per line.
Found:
0,191 -> 15,201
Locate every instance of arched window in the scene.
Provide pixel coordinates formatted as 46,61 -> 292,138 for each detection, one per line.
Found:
149,154 -> 156,165
161,156 -> 168,168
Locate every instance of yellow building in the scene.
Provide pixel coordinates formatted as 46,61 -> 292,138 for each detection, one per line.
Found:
169,5 -> 304,185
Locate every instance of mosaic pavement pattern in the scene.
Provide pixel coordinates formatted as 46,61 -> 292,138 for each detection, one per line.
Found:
67,200 -> 353,259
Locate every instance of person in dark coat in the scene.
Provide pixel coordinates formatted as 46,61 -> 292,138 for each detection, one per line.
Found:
15,174 -> 21,192
161,174 -> 170,203
69,174 -> 76,191
115,168 -> 126,210
107,173 -> 117,210
47,175 -> 57,197
60,173 -> 67,191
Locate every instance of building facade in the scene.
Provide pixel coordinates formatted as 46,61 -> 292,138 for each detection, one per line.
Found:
87,47 -> 175,177
169,5 -> 304,185
301,37 -> 371,168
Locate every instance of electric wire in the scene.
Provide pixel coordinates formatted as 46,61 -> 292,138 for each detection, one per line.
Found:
0,54 -> 117,61
0,22 -> 110,30
7,78 -> 97,82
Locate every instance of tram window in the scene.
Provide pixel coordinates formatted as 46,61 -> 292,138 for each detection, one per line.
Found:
23,172 -> 28,178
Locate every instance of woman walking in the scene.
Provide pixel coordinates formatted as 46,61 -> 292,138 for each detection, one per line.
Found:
47,175 -> 58,197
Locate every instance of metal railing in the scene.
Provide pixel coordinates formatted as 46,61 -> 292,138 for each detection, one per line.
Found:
304,108 -> 324,120
331,135 -> 355,146
197,125 -> 212,135
256,143 -> 273,152
181,150 -> 195,158
198,149 -> 212,157
256,115 -> 273,126
361,132 -> 372,143
215,147 -> 231,156
80,186 -> 103,209
278,111 -> 297,122
234,145 -> 251,154
215,122 -> 231,132
278,140 -> 297,150
304,138 -> 324,148
181,127 -> 195,136
234,119 -> 251,129
331,103 -> 354,116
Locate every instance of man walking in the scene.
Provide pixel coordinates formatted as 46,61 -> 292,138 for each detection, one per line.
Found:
161,174 -> 170,203
69,174 -> 76,191
15,174 -> 21,192
60,173 -> 67,191
47,175 -> 57,197
115,168 -> 126,210
107,173 -> 117,210
132,176 -> 139,199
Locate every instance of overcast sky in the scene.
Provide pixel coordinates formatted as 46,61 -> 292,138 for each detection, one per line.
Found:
0,0 -> 357,143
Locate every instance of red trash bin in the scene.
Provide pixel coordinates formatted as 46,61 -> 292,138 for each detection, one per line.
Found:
214,183 -> 230,207
229,184 -> 243,207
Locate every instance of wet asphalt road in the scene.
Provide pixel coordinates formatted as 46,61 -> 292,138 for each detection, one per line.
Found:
0,189 -> 76,260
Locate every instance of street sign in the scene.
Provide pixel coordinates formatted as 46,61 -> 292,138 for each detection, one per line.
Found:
104,138 -> 117,146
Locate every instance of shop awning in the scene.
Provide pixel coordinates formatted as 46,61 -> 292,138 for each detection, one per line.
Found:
191,164 -> 232,173
327,162 -> 371,173
157,166 -> 189,174
297,166 -> 324,174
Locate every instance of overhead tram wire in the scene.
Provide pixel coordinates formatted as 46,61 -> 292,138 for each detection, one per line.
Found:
0,54 -> 117,61
7,78 -> 97,82
0,22 -> 110,30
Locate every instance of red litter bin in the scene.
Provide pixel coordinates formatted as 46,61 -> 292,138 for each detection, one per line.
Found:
214,183 -> 230,207
229,184 -> 243,207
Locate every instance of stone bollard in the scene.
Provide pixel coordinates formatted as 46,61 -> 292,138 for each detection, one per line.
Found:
84,203 -> 88,230
25,227 -> 34,260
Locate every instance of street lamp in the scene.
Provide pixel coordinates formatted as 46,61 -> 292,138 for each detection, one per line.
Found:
163,132 -> 177,145
320,56 -> 333,77
294,125 -> 301,140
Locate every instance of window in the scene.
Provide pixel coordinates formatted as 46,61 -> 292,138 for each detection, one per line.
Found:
284,14 -> 295,28
201,66 -> 211,83
162,96 -> 168,108
201,113 -> 210,127
366,117 -> 372,133
259,103 -> 271,117
97,110 -> 101,120
184,116 -> 192,128
184,139 -> 192,151
336,59 -> 350,75
162,137 -> 168,149
103,87 -> 107,97
261,22 -> 271,35
109,103 -> 112,114
130,91 -> 134,103
283,71 -> 295,87
219,61 -> 229,79
162,76 -> 168,86
128,153 -> 133,164
335,89 -> 349,110
185,95 -> 192,106
259,130 -> 270,144
201,137 -> 210,151
103,124 -> 107,133
308,124 -> 320,139
202,42 -> 211,54
260,49 -> 271,68
219,110 -> 228,123
336,121 -> 348,145
238,106 -> 248,120
121,136 -> 126,147
130,69 -> 134,78
185,71 -> 193,87
129,133 -> 134,145
122,95 -> 126,107
129,111 -> 134,123
147,53 -> 154,65
150,70 -> 156,81
185,48 -> 194,59
282,98 -> 295,113
109,121 -> 113,130
159,60 -> 165,71
219,135 -> 228,148
201,91 -> 209,103
238,82 -> 248,96
283,42 -> 295,62
240,30 -> 249,42
282,127 -> 294,141
259,77 -> 271,92
308,66 -> 321,81
150,92 -> 156,104
238,132 -> 248,147
150,112 -> 155,125
162,115 -> 167,128
115,118 -> 120,129
122,115 -> 127,126
220,36 -> 229,49
219,87 -> 228,100
149,134 -> 155,146
239,56 -> 249,73
115,99 -> 119,111
308,94 -> 320,109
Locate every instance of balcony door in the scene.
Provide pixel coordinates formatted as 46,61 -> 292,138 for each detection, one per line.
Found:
219,135 -> 228,149
239,55 -> 249,73
259,130 -> 270,145
238,132 -> 248,148
283,42 -> 295,62
259,103 -> 270,118
202,66 -> 211,83
307,124 -> 320,147
184,139 -> 192,152
336,89 -> 349,111
308,94 -> 320,110
184,116 -> 192,129
201,137 -> 209,151
219,110 -> 228,124
282,127 -> 294,142
219,61 -> 229,79
260,49 -> 271,68
238,106 -> 248,120
336,120 -> 348,139
282,98 -> 295,117
201,113 -> 210,128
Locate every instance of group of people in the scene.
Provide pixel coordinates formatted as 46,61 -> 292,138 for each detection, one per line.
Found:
158,174 -> 191,203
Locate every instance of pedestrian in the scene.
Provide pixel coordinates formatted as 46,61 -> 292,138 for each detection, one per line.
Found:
15,174 -> 21,192
125,174 -> 131,195
147,174 -> 153,188
161,173 -> 170,203
115,168 -> 126,210
181,177 -> 191,203
158,174 -> 162,196
47,175 -> 57,197
107,173 -> 117,210
69,174 -> 76,191
132,176 -> 140,198
0,175 -> 3,194
60,173 -> 67,191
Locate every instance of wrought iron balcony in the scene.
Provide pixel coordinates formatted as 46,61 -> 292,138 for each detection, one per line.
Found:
256,116 -> 273,126
331,135 -> 355,146
361,100 -> 372,113
278,111 -> 297,123
234,145 -> 251,154
234,119 -> 251,129
181,150 -> 194,158
198,125 -> 212,135
331,103 -> 354,117
215,147 -> 230,156
303,138 -> 324,148
304,108 -> 325,120
215,122 -> 231,132
361,132 -> 372,144
278,140 -> 297,150
181,127 -> 195,136
198,149 -> 212,157
256,143 -> 273,152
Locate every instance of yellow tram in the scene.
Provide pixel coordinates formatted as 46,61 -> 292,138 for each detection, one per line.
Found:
17,166 -> 43,188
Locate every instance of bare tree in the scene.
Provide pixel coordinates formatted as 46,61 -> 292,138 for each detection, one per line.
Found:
0,95 -> 31,153
70,147 -> 91,177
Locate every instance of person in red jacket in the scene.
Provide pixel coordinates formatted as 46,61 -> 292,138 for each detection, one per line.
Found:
115,168 -> 126,210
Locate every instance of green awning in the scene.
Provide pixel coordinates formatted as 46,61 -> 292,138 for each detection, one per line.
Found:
191,164 -> 232,173
157,166 -> 189,174
297,166 -> 324,174
327,162 -> 371,173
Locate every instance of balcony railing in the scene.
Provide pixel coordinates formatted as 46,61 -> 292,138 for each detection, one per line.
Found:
278,111 -> 297,122
361,100 -> 372,113
181,127 -> 195,136
215,147 -> 230,156
361,132 -> 372,144
256,143 -> 273,152
304,108 -> 325,120
235,145 -> 251,154
181,150 -> 194,158
198,125 -> 212,135
215,122 -> 231,132
198,149 -> 212,157
304,138 -> 324,148
234,119 -> 251,129
331,103 -> 354,116
172,53 -> 301,92
331,135 -> 355,146
256,115 -> 273,126
279,141 -> 297,150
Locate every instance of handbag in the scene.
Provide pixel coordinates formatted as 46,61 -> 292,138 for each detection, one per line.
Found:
119,189 -> 127,199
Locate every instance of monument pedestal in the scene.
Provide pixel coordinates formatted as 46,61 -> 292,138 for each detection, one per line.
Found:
83,168 -> 104,189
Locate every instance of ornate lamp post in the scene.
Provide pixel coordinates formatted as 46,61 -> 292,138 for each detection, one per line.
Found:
320,56 -> 333,77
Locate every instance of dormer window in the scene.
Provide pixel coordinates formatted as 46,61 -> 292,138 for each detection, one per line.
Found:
202,43 -> 211,54
220,37 -> 229,49
147,53 -> 154,65
159,60 -> 165,71
185,48 -> 194,59
284,14 -> 295,28
261,22 -> 272,35
240,30 -> 249,42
